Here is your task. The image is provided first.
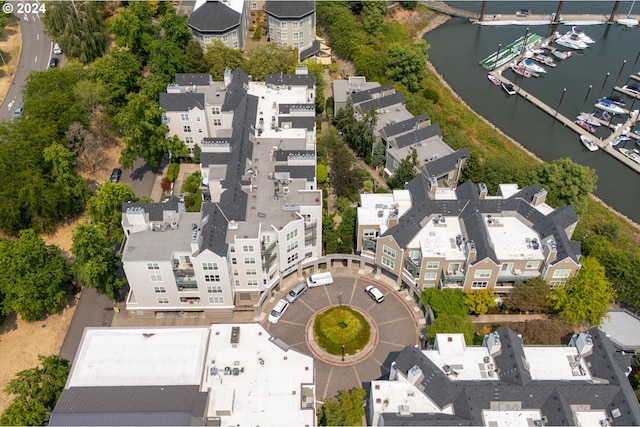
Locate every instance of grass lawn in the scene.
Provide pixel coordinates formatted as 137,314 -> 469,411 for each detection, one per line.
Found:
314,306 -> 371,355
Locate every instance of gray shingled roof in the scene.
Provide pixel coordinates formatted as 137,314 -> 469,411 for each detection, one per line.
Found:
159,93 -> 205,112
265,0 -> 315,18
423,147 -> 470,179
381,176 -> 581,266
350,83 -> 395,105
222,68 -> 251,112
382,114 -> 430,139
386,327 -> 640,426
395,124 -> 442,149
49,385 -> 207,426
188,0 -> 241,33
200,203 -> 229,257
265,73 -> 316,88
175,73 -> 211,87
274,165 -> 315,180
122,197 -> 182,222
300,40 -> 321,61
278,116 -> 315,130
356,92 -> 405,113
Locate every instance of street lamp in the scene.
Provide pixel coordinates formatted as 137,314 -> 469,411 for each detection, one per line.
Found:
342,345 -> 345,362
555,88 -> 567,118
338,292 -> 342,306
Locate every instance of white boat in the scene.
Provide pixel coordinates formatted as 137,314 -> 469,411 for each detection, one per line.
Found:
521,59 -> 546,74
502,82 -> 517,95
577,114 -> 602,127
487,74 -> 501,86
617,0 -> 639,27
555,33 -> 588,50
595,100 -> 626,115
570,26 -> 596,44
612,135 -> 631,146
580,135 -> 599,152
552,49 -> 571,60
619,147 -> 640,165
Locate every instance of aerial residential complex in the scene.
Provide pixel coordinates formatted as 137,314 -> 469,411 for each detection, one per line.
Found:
50,324 -> 315,426
370,328 -> 640,426
125,68 -> 321,317
357,177 -> 582,293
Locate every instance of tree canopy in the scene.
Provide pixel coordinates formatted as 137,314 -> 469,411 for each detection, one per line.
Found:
317,388 -> 366,426
0,230 -> 70,321
87,182 -> 138,241
503,277 -> 551,313
464,289 -> 497,315
110,1 -> 156,61
422,288 -> 468,317
390,147 -> 419,189
426,313 -> 475,344
550,256 -> 614,326
204,39 -> 246,81
244,44 -> 298,81
535,157 -> 597,210
385,41 -> 429,93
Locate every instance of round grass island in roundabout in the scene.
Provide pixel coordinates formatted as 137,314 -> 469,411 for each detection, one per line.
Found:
313,306 -> 371,356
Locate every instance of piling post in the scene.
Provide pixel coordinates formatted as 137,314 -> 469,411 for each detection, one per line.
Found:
609,1 -> 621,23
613,59 -> 627,89
555,88 -> 567,118
553,1 -> 564,25
581,85 -> 592,113
479,1 -> 487,22
597,73 -> 610,100
492,44 -> 501,70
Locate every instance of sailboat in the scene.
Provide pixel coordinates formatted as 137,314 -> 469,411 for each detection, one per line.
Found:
617,0 -> 638,27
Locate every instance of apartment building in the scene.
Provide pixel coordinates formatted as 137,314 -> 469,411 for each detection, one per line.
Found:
50,324 -> 316,426
124,68 -> 321,316
264,0 -> 318,60
357,175 -> 582,293
370,327 -> 640,426
188,0 -> 249,50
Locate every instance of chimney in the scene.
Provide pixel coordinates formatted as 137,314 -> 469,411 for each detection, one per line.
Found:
224,68 -> 232,88
466,241 -> 477,263
543,239 -> 557,264
190,228 -> 202,254
532,188 -> 547,206
478,182 -> 488,199
428,176 -> 438,197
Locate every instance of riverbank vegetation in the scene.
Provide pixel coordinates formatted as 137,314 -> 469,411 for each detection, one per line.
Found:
318,2 -> 640,314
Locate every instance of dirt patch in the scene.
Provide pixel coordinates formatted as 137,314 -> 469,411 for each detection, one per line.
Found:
0,19 -> 22,107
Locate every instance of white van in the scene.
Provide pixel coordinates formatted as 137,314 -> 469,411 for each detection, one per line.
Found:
306,272 -> 333,288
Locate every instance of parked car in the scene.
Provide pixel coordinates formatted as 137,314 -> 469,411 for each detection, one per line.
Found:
53,43 -> 62,55
12,105 -> 23,118
109,168 -> 122,183
49,57 -> 59,68
268,299 -> 289,323
285,283 -> 308,303
365,285 -> 385,303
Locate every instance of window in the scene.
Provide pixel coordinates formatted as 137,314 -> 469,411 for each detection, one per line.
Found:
471,281 -> 488,289
525,261 -> 540,270
179,256 -> 190,264
287,253 -> 299,264
448,263 -> 461,272
426,261 -> 439,269
263,235 -> 271,243
207,285 -> 222,293
246,268 -> 257,276
382,256 -> 395,269
252,2 -> 257,9
198,128 -> 203,133
196,116 -> 201,122
222,35 -> 228,42
230,245 -> 235,253
407,250 -> 420,260
204,274 -> 220,282
424,272 -> 438,280
209,296 -> 224,304
549,281 -> 566,287
157,297 -> 170,304
293,21 -> 299,29
183,125 -> 191,133
147,263 -> 160,270
287,241 -> 299,253
185,136 -> 193,144
293,42 -> 299,49
180,113 -> 189,121
383,245 -> 396,258
211,107 -> 221,114
232,30 -> 238,38
552,269 -> 571,279
202,263 -> 218,271
501,263 -> 514,272
279,21 -> 287,29
244,257 -> 256,264
302,214 -> 311,223
235,280 -> 240,287
204,36 -> 211,43
154,286 -> 166,293
233,269 -> 238,276
213,118 -> 222,126
247,279 -> 258,286
474,269 -> 492,279
363,229 -> 376,238
150,274 -> 163,282
293,32 -> 299,40
243,245 -> 254,253
286,229 -> 298,241
233,40 -> 238,49
232,258 -> 237,265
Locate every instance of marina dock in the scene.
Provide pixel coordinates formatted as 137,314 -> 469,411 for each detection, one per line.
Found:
479,34 -> 545,69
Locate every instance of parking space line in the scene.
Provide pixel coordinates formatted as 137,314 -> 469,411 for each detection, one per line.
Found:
377,340 -> 407,348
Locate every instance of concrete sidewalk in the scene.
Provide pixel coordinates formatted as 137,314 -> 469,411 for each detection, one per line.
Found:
469,313 -> 551,323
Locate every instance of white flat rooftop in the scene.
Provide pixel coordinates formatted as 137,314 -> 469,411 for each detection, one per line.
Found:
482,409 -> 543,427
599,309 -> 640,351
484,216 -> 545,262
425,334 -> 498,381
369,380 -> 450,418
574,409 -> 609,427
413,216 -> 466,261
358,191 -> 412,234
523,347 -> 592,381
69,327 -> 210,387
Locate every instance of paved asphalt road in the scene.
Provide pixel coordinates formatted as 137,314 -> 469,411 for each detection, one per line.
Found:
0,9 -> 59,121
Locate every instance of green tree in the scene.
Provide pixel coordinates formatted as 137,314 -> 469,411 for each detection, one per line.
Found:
0,355 -> 70,426
110,1 -> 156,61
504,277 -> 551,313
148,38 -> 185,78
89,49 -> 141,108
244,44 -> 298,81
159,5 -> 192,50
0,230 -> 69,321
166,135 -> 189,161
336,206 -> 357,254
390,147 -> 419,189
87,182 -> 138,240
42,0 -> 106,64
535,157 -> 597,210
323,212 -> 339,255
422,288 -> 468,317
204,39 -> 246,80
317,388 -> 366,426
385,40 -> 429,92
71,223 -> 126,299
370,141 -> 386,168
361,0 -> 386,34
426,314 -> 474,344
117,93 -> 168,168
464,289 -> 497,315
551,256 -> 614,327
400,1 -> 418,10
317,1 -> 368,59
185,40 -> 209,73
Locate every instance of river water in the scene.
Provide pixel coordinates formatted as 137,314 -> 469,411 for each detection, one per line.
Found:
424,2 -> 640,223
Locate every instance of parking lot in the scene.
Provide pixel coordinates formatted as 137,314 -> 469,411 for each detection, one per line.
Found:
264,274 -> 421,401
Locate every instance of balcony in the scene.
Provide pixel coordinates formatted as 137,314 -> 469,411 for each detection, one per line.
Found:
404,258 -> 420,278
362,239 -> 376,253
180,297 -> 201,305
175,271 -> 197,286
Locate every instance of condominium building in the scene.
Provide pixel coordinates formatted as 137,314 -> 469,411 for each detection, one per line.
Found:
50,324 -> 316,426
370,327 -> 640,426
265,0 -> 318,60
188,0 -> 249,50
125,68 -> 321,316
357,176 -> 582,293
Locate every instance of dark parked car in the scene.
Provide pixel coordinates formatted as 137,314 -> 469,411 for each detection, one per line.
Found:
109,168 -> 122,183
49,57 -> 59,68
